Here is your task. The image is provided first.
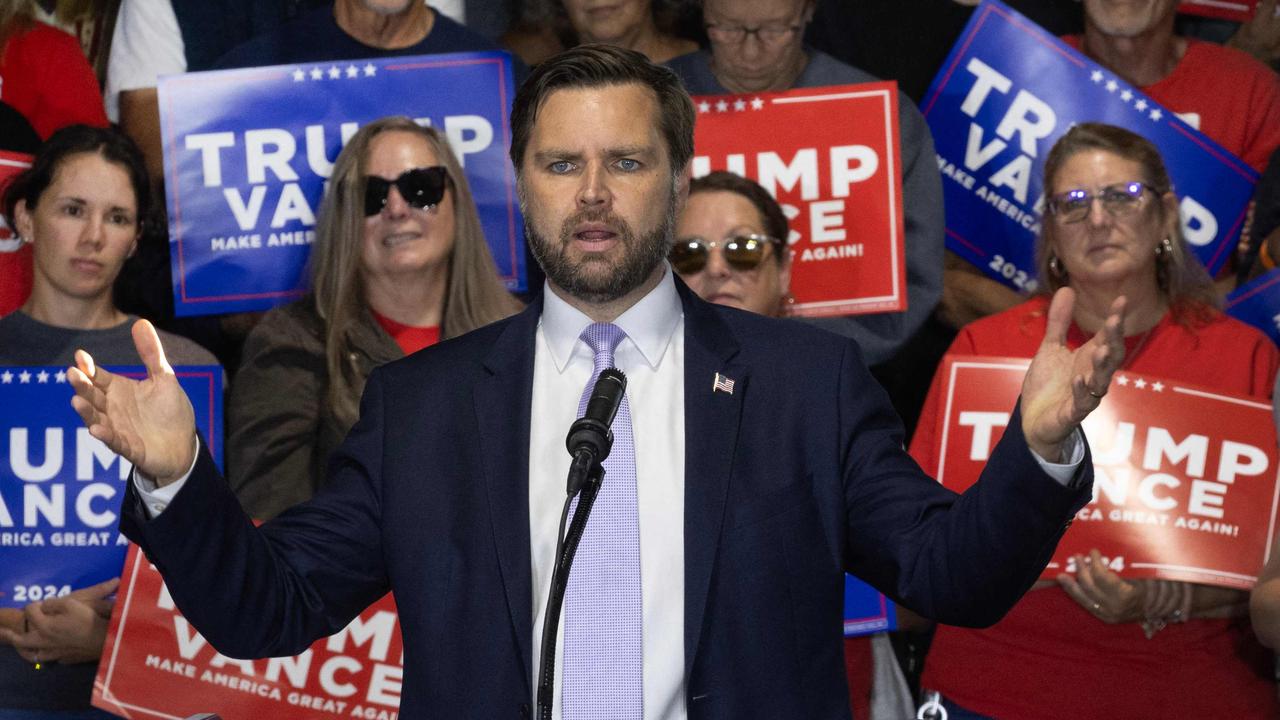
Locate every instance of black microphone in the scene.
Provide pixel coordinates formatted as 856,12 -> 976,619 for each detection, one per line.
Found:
564,367 -> 627,495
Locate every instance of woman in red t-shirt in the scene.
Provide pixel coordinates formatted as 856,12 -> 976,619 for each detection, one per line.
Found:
227,117 -> 522,520
914,123 -> 1280,719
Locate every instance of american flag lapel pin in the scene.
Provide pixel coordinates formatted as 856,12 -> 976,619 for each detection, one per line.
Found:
712,372 -> 735,395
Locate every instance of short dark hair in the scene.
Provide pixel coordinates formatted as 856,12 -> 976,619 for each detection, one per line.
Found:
2,124 -> 153,234
688,171 -> 790,262
509,43 -> 695,175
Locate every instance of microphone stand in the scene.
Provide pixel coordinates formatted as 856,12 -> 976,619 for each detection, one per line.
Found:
536,464 -> 603,720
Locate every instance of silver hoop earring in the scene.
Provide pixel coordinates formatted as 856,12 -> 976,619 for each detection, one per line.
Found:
1155,236 -> 1173,256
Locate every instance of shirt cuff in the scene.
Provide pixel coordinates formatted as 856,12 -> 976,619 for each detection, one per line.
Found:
1031,428 -> 1085,486
132,436 -> 200,518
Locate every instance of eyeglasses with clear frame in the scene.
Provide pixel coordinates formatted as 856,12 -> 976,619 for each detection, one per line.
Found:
669,234 -> 784,274
704,21 -> 804,45
1046,181 -> 1158,224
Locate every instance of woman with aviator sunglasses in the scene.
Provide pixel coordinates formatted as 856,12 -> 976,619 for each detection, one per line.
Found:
228,117 -> 521,520
673,171 -> 916,720
671,171 -> 792,317
911,124 -> 1279,718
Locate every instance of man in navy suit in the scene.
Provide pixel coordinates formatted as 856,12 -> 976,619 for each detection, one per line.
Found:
68,45 -> 1125,719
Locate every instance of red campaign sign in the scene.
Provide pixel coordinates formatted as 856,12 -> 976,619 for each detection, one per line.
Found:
0,151 -> 33,316
929,356 -> 1280,589
691,83 -> 906,318
93,545 -> 403,719
1178,0 -> 1260,21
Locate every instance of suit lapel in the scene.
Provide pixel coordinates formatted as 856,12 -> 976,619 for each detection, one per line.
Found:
474,298 -> 542,692
677,281 -> 746,675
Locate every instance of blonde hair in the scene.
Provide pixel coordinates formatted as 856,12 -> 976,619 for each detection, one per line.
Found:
310,116 -> 522,428
1036,123 -> 1218,324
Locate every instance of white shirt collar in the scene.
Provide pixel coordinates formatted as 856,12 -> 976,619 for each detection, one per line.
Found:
540,265 -> 683,373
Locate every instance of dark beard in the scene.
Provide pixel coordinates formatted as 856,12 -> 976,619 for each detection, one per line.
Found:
526,206 -> 672,305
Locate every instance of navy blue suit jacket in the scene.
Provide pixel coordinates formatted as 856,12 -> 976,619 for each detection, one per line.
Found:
122,280 -> 1091,719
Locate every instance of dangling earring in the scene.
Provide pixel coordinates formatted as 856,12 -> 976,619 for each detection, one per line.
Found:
1155,236 -> 1173,256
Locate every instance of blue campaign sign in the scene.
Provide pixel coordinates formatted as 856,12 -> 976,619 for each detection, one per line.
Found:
922,0 -> 1256,291
844,574 -> 896,636
1226,269 -> 1280,347
159,51 -> 525,316
0,366 -> 222,608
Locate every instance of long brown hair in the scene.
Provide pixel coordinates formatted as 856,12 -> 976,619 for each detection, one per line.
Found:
311,116 -> 521,427
1036,122 -> 1218,323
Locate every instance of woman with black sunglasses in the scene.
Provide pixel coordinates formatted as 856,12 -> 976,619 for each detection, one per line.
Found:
227,116 -> 522,520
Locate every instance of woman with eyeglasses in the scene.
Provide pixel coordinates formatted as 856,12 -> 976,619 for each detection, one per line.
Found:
673,171 -> 915,720
910,123 -> 1279,718
227,117 -> 522,520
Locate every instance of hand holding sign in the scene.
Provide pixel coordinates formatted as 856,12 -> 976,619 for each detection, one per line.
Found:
1057,549 -> 1146,624
67,320 -> 197,486
1019,288 -> 1127,461
0,577 -> 119,665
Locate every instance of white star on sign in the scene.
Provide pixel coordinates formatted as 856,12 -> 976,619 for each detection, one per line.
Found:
36,371 -> 48,383
1120,90 -> 1133,102
1091,70 -> 1103,83
1149,109 -> 1163,121
751,97 -> 764,110
364,63 -> 376,76
698,101 -> 711,113
1134,378 -> 1147,390
328,66 -> 341,79
18,370 -> 31,384
715,100 -> 729,112
346,65 -> 359,78
292,68 -> 305,82
310,67 -> 323,80
0,370 -> 11,383
1116,375 -> 1129,386
55,370 -> 67,383
1105,80 -> 1118,92
1135,99 -> 1148,112
733,98 -> 746,111
1151,381 -> 1164,392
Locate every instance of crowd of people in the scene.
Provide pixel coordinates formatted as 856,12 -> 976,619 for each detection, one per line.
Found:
1,0 -> 1280,718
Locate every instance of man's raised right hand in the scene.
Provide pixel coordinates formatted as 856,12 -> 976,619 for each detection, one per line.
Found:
68,319 -> 197,487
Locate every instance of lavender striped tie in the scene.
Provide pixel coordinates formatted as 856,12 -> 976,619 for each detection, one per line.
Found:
563,322 -> 643,719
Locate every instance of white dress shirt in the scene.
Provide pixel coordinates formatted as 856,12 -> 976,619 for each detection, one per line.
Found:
529,269 -> 687,720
